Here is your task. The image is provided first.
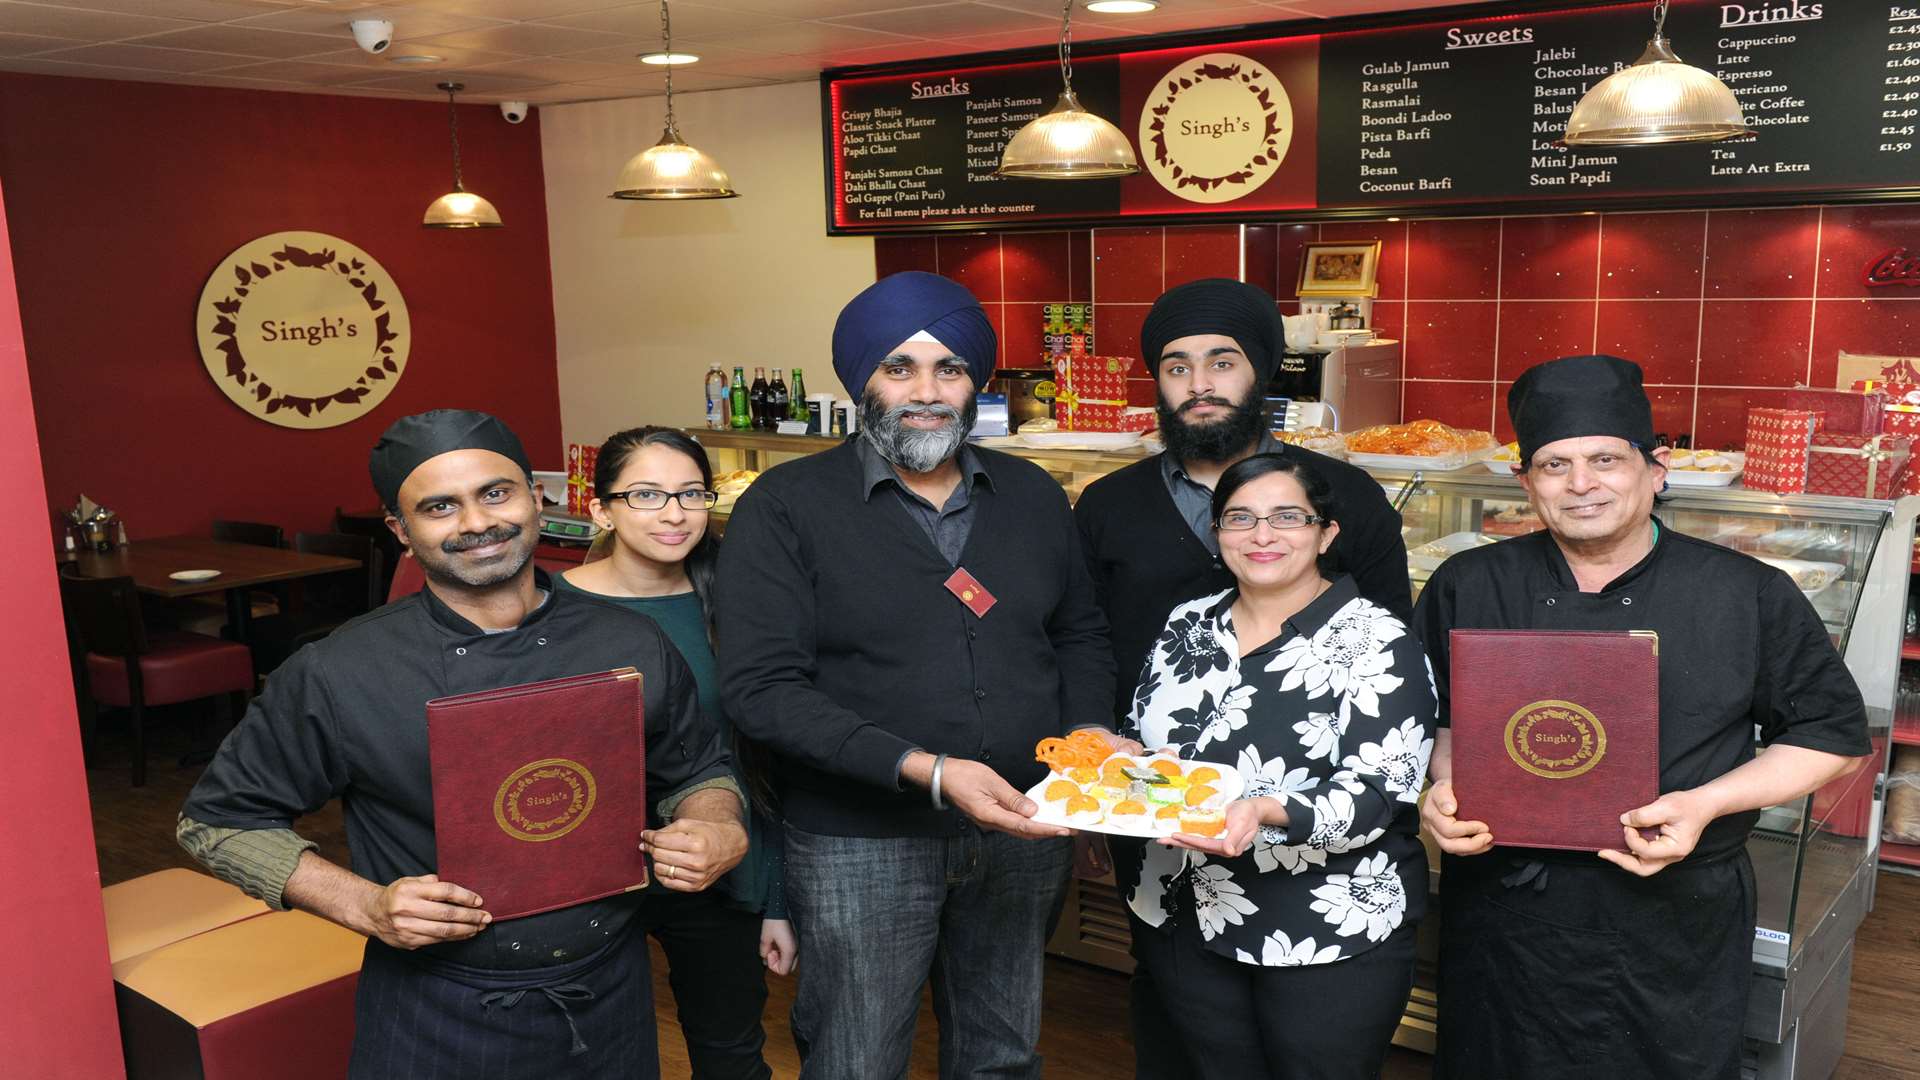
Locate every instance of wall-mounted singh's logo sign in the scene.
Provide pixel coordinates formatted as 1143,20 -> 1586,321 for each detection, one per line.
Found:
197,231 -> 410,429
1139,53 -> 1293,205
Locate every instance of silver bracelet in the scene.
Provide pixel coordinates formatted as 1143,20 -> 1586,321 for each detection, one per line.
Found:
930,753 -> 949,811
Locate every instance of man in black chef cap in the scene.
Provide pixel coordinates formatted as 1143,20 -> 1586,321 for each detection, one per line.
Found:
1415,356 -> 1871,1080
178,408 -> 746,1078
1073,278 -> 1411,1078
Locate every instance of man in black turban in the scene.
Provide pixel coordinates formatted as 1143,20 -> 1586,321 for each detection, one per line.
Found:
181,409 -> 746,1078
1413,355 -> 1869,1080
1073,278 -> 1412,1079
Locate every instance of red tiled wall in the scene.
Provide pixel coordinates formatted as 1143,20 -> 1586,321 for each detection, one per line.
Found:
876,203 -> 1920,447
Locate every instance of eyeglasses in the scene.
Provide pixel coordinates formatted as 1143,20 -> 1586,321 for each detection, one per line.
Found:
1216,509 -> 1326,531
604,488 -> 719,511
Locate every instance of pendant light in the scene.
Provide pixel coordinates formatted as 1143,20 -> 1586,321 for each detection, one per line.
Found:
1561,0 -> 1751,146
996,0 -> 1138,179
610,0 -> 737,200
422,82 -> 503,228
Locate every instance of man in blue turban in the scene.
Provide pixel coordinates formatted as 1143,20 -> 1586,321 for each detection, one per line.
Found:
716,272 -> 1122,1079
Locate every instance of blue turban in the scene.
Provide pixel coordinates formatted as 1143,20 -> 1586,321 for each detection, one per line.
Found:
831,272 -> 996,397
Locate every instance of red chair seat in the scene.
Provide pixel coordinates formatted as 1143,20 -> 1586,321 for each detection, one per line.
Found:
86,631 -> 252,708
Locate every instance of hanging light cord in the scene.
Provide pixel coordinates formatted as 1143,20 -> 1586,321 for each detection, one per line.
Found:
1057,0 -> 1075,95
445,85 -> 466,193
661,0 -> 678,138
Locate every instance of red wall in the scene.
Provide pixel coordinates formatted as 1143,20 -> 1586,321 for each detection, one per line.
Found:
878,204 -> 1920,449
0,175 -> 125,1077
0,73 -> 563,539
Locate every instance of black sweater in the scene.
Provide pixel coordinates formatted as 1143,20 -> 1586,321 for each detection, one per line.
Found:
1074,447 -> 1412,724
716,439 -> 1116,838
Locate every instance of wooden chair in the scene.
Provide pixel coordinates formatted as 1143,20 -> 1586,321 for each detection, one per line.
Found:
331,506 -> 400,600
247,532 -> 382,675
60,570 -> 253,786
210,520 -> 285,548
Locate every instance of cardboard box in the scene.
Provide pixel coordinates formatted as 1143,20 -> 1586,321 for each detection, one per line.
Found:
1743,408 -> 1821,494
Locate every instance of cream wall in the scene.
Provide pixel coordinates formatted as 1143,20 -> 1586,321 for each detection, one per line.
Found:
541,80 -> 875,444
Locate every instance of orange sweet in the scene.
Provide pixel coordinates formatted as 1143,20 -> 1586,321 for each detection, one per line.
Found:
1112,800 -> 1147,816
1155,804 -> 1183,820
1149,759 -> 1182,778
1178,809 -> 1226,837
1064,794 -> 1100,815
1184,784 -> 1219,807
1067,766 -> 1099,785
1044,779 -> 1080,802
1187,766 -> 1221,786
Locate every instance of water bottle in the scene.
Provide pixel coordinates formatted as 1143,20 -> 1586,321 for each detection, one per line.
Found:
703,364 -> 726,430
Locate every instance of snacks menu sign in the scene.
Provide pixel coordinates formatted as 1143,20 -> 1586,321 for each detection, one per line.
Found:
823,0 -> 1920,233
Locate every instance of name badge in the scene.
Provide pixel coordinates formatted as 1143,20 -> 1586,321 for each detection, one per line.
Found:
944,568 -> 997,618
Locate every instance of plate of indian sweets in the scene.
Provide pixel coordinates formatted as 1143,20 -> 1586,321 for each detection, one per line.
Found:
1028,732 -> 1244,839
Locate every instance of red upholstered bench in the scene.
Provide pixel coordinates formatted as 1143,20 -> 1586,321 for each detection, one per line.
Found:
112,909 -> 363,1080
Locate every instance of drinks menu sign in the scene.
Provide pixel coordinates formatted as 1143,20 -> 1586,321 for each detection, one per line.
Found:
823,0 -> 1920,233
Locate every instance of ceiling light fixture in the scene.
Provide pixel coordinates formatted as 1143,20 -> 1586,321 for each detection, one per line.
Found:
389,53 -> 444,65
610,0 -> 737,200
1085,1 -> 1158,12
997,0 -> 1139,179
640,52 -> 699,65
422,82 -> 503,229
1562,0 -> 1751,146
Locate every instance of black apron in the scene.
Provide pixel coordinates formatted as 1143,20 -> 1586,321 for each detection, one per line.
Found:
348,921 -> 658,1080
1431,531 -> 1756,1080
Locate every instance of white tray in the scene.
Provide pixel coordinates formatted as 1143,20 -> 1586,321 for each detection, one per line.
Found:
1347,446 -> 1497,471
1483,458 -> 1520,474
1017,431 -> 1146,450
1407,531 -> 1499,572
1667,452 -> 1744,487
1026,753 -> 1243,838
1754,555 -> 1846,600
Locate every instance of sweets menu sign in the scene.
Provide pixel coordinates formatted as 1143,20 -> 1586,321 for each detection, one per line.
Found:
823,0 -> 1920,233
196,231 -> 411,429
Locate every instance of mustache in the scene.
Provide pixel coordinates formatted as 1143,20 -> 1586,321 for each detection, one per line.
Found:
442,524 -> 522,553
1176,396 -> 1235,414
887,402 -> 963,422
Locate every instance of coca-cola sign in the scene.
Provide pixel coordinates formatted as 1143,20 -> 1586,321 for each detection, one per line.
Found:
1864,247 -> 1920,289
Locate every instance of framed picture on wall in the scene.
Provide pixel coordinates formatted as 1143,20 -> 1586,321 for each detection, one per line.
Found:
1297,241 -> 1384,298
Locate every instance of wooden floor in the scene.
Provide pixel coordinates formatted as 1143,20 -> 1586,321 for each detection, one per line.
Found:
92,716 -> 1920,1078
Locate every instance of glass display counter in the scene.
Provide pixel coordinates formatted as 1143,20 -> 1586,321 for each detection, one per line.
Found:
687,431 -> 1916,1078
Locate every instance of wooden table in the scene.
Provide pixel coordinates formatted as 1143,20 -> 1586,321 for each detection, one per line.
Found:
68,536 -> 360,642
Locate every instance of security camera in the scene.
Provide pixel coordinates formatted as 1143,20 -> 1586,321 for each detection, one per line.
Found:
500,101 -> 529,124
349,19 -> 393,54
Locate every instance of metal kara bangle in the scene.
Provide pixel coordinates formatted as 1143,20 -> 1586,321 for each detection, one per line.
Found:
930,753 -> 950,811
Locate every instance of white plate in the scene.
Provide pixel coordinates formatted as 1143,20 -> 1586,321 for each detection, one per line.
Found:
168,569 -> 221,582
1017,431 -> 1145,450
1026,753 -> 1244,838
1754,556 -> 1845,600
1346,446 -> 1497,471
1483,458 -> 1520,474
1666,452 -> 1744,487
1407,531 -> 1500,572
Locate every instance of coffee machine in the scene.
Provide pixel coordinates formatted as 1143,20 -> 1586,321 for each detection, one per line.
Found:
1266,338 -> 1402,434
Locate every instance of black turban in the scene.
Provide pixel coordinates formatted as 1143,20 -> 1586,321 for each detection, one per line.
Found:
370,409 -> 532,510
831,272 -> 996,397
1507,355 -> 1655,466
1139,278 -> 1283,386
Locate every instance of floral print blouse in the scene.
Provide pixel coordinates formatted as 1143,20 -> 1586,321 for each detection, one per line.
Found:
1123,575 -> 1438,967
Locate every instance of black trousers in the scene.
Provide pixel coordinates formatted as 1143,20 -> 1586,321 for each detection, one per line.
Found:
635,887 -> 773,1080
1130,907 -> 1418,1080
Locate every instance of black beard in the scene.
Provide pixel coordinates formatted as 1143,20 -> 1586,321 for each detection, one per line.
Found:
1156,391 -> 1268,463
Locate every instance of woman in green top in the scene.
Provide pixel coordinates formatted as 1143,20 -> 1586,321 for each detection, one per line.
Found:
558,426 -> 790,1080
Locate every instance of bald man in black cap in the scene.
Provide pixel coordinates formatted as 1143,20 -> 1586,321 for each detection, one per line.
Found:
1073,279 -> 1410,1079
1414,356 -> 1870,1080
179,409 -> 746,1078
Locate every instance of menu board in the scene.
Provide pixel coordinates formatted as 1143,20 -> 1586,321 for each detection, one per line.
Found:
823,0 -> 1920,233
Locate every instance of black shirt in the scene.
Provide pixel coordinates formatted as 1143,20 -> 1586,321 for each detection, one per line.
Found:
716,437 -> 1115,838
182,569 -> 733,968
857,435 -> 991,567
1412,520 -> 1871,860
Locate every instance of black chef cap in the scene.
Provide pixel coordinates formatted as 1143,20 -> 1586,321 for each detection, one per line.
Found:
1507,355 -> 1655,466
370,409 -> 532,511
1139,278 -> 1283,387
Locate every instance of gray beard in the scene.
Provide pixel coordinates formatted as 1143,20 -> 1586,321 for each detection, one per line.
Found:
860,395 -> 977,474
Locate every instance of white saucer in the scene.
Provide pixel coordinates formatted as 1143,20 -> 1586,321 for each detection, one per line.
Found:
169,569 -> 221,582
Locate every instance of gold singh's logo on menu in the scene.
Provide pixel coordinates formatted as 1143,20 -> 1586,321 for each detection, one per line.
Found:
1139,53 -> 1294,205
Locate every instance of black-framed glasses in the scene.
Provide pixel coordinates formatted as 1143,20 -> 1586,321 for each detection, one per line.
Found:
1216,509 -> 1326,531
605,488 -> 719,511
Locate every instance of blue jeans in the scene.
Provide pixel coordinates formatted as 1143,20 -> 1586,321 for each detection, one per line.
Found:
784,825 -> 1074,1080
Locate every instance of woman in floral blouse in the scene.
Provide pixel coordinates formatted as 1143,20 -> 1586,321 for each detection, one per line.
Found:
1121,453 -> 1437,1079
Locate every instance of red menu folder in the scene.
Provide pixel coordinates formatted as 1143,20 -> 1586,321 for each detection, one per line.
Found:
1449,630 -> 1659,852
428,668 -> 648,920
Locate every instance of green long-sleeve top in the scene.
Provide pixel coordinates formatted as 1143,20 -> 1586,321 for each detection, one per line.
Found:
553,576 -> 786,919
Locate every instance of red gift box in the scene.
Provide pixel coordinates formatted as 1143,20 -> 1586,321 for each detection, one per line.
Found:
1053,355 -> 1137,431
1784,386 -> 1887,435
566,443 -> 597,516
1743,408 -> 1821,493
1851,380 -> 1920,442
1806,432 -> 1912,500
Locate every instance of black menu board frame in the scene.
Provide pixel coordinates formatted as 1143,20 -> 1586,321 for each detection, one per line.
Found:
821,0 -> 1920,235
